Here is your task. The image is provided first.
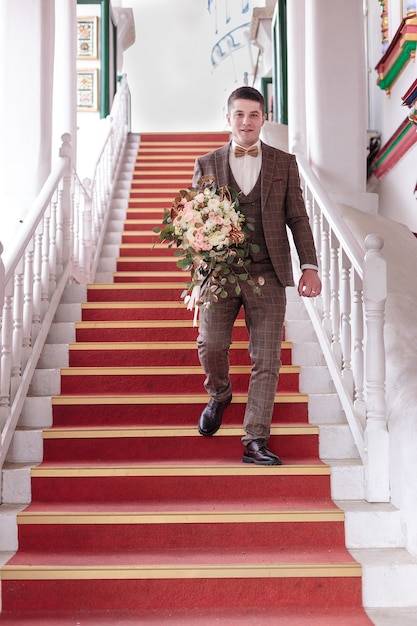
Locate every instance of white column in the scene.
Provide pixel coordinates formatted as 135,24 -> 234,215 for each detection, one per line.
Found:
53,0 -> 77,163
287,0 -> 306,155
0,0 -> 55,249
305,0 -> 368,195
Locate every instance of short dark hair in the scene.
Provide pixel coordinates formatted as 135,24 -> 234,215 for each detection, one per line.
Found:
227,86 -> 265,113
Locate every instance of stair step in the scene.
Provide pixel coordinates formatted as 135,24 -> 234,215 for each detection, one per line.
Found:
113,270 -> 187,282
3,548 -> 360,569
41,424 -> 318,462
80,300 -> 212,320
75,319 -> 248,341
116,256 -> 184,272
130,180 -> 191,188
58,364 -> 300,394
133,169 -> 194,178
138,132 -> 230,143
28,462 -> 332,503
0,607 -> 374,625
86,282 -> 190,301
15,500 -> 346,550
0,573 -> 363,613
124,208 -> 172,219
132,159 -> 194,173
51,392 -> 309,426
67,340 -> 292,366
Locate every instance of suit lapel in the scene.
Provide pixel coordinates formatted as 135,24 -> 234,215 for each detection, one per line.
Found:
214,143 -> 231,188
260,141 -> 277,208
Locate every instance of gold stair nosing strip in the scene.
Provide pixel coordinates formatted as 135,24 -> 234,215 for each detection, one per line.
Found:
51,393 -> 308,405
122,222 -> 165,227
112,271 -> 202,277
119,230 -> 166,235
138,140 -> 228,146
42,425 -> 318,439
17,510 -> 345,525
68,341 -> 249,350
81,301 -> 187,309
1,562 -> 362,581
127,191 -> 187,196
137,149 -> 220,154
75,319 -> 246,328
133,166 -> 194,170
116,256 -> 182,262
127,198 -> 181,202
87,282 -> 187,289
135,156 -> 197,161
59,365 -> 300,376
132,170 -> 193,175
129,180 -> 191,185
30,464 -> 330,478
68,341 -> 291,351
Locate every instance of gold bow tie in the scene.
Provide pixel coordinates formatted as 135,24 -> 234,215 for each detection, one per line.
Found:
234,145 -> 259,158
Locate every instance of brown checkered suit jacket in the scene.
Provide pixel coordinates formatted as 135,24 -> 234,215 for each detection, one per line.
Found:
192,141 -> 318,287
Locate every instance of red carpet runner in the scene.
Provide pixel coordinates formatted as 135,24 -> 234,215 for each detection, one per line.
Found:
0,133 -> 373,624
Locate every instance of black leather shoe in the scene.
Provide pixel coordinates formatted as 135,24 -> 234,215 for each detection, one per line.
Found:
242,439 -> 282,466
198,396 -> 232,436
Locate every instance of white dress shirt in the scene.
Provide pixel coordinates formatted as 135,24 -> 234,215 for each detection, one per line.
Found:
229,140 -> 261,196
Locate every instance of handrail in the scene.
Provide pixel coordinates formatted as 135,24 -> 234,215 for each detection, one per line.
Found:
296,155 -> 365,273
2,159 -> 68,280
294,153 -> 389,503
0,75 -> 131,478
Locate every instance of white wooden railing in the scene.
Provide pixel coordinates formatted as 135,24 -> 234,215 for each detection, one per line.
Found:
295,153 -> 389,503
0,75 -> 131,479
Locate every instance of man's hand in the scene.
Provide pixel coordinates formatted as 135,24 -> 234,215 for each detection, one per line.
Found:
298,269 -> 322,298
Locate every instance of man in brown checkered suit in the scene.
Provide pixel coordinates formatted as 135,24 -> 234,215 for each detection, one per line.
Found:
193,86 -> 321,466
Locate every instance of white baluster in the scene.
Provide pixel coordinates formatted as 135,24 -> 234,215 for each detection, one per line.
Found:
56,185 -> 64,271
0,286 -> 13,427
321,217 -> 331,339
363,233 -> 389,502
41,215 -> 51,318
0,241 -> 4,427
341,251 -> 353,395
352,270 -> 366,427
22,246 -> 34,365
81,178 -> 93,282
330,232 -> 342,366
32,230 -> 43,335
49,191 -> 57,293
59,133 -> 73,265
11,265 -> 23,399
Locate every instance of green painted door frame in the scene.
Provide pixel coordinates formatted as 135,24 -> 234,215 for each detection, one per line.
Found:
77,0 -> 117,118
272,0 -> 288,125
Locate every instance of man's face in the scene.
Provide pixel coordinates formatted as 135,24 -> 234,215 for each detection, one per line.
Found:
226,98 -> 266,147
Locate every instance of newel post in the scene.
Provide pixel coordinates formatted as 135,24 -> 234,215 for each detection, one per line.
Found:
59,133 -> 73,266
363,234 -> 390,502
0,241 -> 4,313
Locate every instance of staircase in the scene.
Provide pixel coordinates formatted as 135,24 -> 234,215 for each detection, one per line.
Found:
0,132 -> 376,623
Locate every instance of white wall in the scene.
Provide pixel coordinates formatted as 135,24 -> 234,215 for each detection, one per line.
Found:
122,0 -> 226,132
121,0 -> 266,133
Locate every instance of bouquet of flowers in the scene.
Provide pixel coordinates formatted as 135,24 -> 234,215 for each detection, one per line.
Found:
154,176 -> 264,317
